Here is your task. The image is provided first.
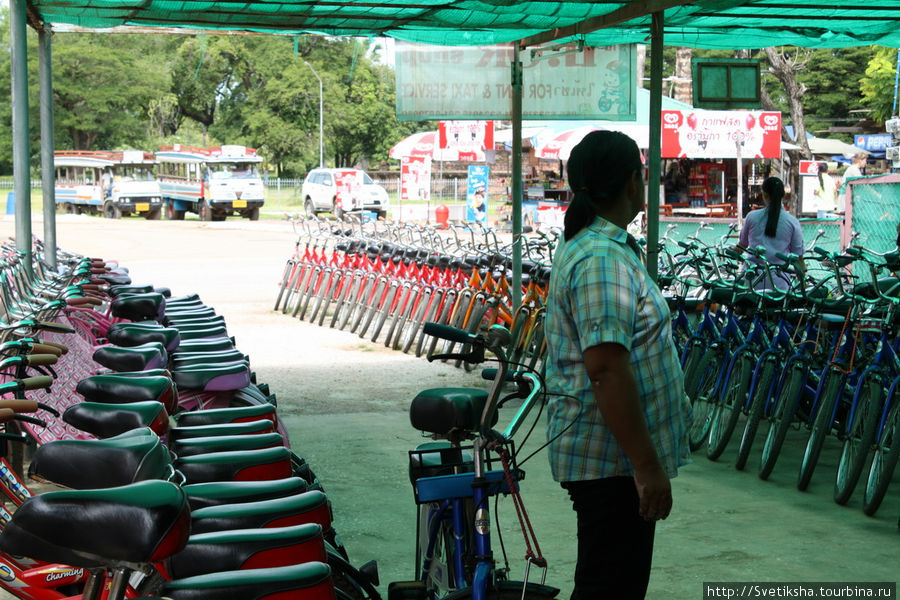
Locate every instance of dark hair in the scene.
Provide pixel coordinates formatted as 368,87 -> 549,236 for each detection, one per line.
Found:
564,131 -> 643,241
761,176 -> 785,237
817,161 -> 828,191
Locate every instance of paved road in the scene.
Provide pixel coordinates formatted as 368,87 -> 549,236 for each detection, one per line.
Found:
0,213 -> 897,600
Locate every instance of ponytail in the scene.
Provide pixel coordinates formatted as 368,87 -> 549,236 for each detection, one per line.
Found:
762,176 -> 785,237
563,130 -> 643,241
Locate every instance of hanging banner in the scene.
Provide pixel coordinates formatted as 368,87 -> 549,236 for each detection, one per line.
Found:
395,43 -> 636,121
400,156 -> 431,202
334,169 -> 362,210
661,110 -> 782,159
438,121 -> 494,161
465,165 -> 490,224
799,160 -> 820,176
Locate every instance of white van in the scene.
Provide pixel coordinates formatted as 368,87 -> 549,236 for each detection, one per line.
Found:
301,168 -> 389,219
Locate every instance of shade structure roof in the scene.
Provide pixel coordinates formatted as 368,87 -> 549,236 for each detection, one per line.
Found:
26,2 -> 900,50
388,130 -> 487,161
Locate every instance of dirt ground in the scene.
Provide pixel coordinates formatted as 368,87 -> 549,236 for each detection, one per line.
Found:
0,213 -> 897,600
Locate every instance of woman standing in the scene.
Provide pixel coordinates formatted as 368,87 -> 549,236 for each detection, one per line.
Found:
814,162 -> 838,218
736,176 -> 805,290
544,131 -> 691,600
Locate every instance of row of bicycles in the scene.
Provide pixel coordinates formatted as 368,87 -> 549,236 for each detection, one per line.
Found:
665,223 -> 900,521
0,239 -> 383,599
273,217 -> 554,375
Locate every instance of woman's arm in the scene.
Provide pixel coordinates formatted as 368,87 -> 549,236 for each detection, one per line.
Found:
584,342 -> 672,521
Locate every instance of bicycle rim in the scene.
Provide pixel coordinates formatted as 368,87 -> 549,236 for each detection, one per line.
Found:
736,358 -> 777,471
708,352 -> 753,461
862,401 -> 900,516
798,372 -> 842,491
688,350 -> 721,451
758,365 -> 804,480
834,376 -> 882,505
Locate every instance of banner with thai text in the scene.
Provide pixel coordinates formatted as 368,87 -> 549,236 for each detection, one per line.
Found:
661,110 -> 782,159
396,43 -> 636,121
400,156 -> 431,202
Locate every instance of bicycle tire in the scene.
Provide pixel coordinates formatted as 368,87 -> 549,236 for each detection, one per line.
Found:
798,370 -> 843,491
337,272 -> 365,331
707,350 -> 754,461
862,398 -> 900,516
280,263 -> 306,315
353,276 -> 385,336
680,339 -> 707,398
327,544 -> 382,600
456,295 -> 488,371
318,270 -> 344,327
370,280 -> 401,343
295,266 -> 324,320
735,357 -> 778,471
400,288 -> 432,353
687,348 -> 721,451
417,288 -> 453,358
308,268 -> 336,324
758,364 -> 805,480
273,259 -> 295,311
834,374 -> 883,505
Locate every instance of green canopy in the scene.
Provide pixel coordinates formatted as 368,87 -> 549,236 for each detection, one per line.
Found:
26,2 -> 900,50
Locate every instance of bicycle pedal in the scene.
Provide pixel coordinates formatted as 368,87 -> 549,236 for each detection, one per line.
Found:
388,581 -> 428,600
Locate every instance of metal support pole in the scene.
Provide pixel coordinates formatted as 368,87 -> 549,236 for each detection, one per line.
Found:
10,0 -> 33,277
511,46 -> 524,309
304,61 -> 324,168
39,26 -> 57,271
646,12 -> 664,282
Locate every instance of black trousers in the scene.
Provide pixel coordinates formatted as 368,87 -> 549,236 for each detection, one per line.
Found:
561,476 -> 656,600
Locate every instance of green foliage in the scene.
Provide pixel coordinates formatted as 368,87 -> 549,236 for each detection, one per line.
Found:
861,47 -> 900,122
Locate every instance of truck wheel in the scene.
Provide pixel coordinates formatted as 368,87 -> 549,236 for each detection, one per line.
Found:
103,201 -> 121,219
146,208 -> 162,221
248,207 -> 260,221
166,204 -> 185,220
333,198 -> 343,220
200,201 -> 213,222
304,198 -> 316,218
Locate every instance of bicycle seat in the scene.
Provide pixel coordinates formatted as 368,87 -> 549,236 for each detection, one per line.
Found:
409,441 -> 474,483
175,446 -> 293,484
183,477 -> 309,510
93,341 -> 168,372
166,523 -> 325,580
28,428 -> 172,489
189,490 -> 330,534
107,322 -> 181,352
168,419 -> 276,443
175,337 -> 236,353
166,293 -> 202,306
174,403 -> 276,427
174,325 -> 230,342
63,400 -> 169,439
0,480 -> 189,568
111,292 -> 166,321
409,388 -> 494,440
161,562 -> 333,600
172,349 -> 246,368
168,316 -> 227,331
166,307 -> 218,322
172,361 -> 251,392
107,284 -> 154,297
171,432 -> 284,458
76,373 -> 178,414
96,272 -> 132,286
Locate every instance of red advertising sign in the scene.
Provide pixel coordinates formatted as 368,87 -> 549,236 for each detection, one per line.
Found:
799,160 -> 820,176
661,110 -> 782,159
438,121 -> 494,161
400,156 -> 431,201
334,170 -> 361,210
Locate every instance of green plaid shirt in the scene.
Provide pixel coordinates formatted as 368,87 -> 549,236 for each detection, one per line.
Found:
545,216 -> 691,482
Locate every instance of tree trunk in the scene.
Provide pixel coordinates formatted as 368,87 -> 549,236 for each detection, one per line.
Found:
674,47 -> 692,105
764,47 -> 811,214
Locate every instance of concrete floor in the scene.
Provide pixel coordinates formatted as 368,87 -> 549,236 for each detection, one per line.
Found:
0,215 -> 897,599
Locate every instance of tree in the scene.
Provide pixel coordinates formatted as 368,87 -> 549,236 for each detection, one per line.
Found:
861,47 -> 900,122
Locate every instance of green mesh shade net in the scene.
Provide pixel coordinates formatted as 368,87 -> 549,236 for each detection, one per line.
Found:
27,1 -> 900,49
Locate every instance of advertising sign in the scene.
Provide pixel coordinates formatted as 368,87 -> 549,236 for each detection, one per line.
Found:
465,165 -> 490,224
334,170 -> 361,210
661,110 -> 782,159
854,134 -> 893,152
400,156 -> 431,202
799,160 -> 820,176
438,121 -> 494,161
396,43 -> 636,121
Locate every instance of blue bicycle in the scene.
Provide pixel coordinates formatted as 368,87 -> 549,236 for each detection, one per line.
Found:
388,323 -> 558,600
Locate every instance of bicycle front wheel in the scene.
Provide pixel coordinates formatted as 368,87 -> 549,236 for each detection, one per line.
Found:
758,363 -> 805,480
735,356 -> 778,471
862,398 -> 900,516
798,370 -> 843,491
687,348 -> 721,451
708,350 -> 754,461
834,373 -> 883,505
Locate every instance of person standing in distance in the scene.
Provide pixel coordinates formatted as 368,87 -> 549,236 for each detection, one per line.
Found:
544,130 -> 692,600
735,176 -> 805,290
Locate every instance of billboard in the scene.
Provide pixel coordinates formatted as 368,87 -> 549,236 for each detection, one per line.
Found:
661,110 -> 782,159
395,43 -> 636,121
400,156 -> 431,202
465,165 -> 490,224
438,120 -> 494,161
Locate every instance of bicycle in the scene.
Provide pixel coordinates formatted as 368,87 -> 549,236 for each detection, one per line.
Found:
387,322 -> 559,600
